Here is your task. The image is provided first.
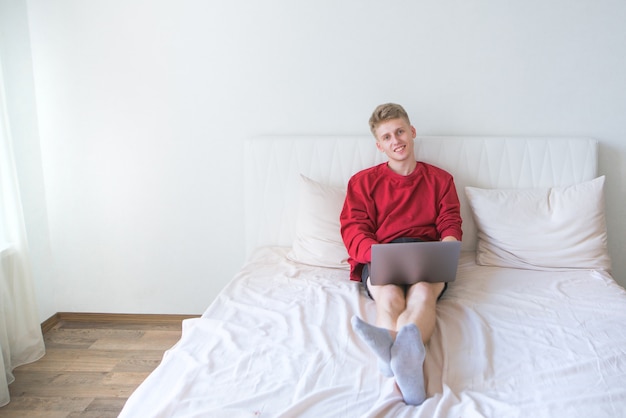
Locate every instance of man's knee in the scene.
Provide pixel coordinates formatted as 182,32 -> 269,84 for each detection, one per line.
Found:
371,284 -> 406,312
408,282 -> 443,305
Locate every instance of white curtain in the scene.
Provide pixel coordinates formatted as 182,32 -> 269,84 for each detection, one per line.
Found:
0,54 -> 46,407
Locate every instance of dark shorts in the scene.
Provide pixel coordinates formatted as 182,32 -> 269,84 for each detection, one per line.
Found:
361,237 -> 448,300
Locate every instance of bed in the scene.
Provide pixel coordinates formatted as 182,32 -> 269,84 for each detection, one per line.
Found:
119,136 -> 626,418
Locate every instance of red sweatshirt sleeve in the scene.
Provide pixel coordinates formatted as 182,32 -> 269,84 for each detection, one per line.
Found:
436,176 -> 463,241
340,175 -> 379,267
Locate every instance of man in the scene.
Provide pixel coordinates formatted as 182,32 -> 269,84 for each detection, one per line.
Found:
340,103 -> 462,405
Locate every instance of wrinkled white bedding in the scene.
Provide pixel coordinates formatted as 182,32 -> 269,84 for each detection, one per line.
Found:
120,247 -> 626,418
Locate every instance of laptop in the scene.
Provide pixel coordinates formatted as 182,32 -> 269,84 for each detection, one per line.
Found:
369,240 -> 462,286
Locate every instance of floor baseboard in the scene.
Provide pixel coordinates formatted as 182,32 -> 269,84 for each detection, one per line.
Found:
41,313 -> 60,334
41,312 -> 200,334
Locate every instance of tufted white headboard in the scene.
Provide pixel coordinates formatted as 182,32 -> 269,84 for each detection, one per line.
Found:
243,136 -> 598,258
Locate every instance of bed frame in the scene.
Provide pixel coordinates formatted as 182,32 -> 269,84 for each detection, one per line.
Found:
244,135 -> 597,255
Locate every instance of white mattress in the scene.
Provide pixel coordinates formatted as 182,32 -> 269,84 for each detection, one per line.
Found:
119,247 -> 626,418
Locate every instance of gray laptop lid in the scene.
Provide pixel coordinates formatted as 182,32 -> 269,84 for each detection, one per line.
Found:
369,241 -> 461,286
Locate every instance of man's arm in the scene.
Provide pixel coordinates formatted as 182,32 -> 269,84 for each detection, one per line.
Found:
340,178 -> 379,264
441,235 -> 458,242
436,177 -> 463,241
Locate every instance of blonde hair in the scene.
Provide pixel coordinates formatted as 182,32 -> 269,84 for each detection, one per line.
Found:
368,103 -> 411,136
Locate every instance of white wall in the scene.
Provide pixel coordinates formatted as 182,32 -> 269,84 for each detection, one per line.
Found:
19,0 -> 626,318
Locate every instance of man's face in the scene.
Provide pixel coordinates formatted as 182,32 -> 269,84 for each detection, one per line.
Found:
374,118 -> 416,162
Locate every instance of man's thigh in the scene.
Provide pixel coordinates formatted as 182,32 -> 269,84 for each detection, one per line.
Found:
366,276 -> 405,304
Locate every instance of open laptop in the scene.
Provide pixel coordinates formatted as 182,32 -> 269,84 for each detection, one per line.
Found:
369,240 -> 462,286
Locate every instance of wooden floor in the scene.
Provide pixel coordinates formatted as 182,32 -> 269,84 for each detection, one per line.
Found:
1,314 -> 197,417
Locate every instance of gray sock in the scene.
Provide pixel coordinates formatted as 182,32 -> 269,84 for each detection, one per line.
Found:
390,324 -> 426,405
351,316 -> 394,377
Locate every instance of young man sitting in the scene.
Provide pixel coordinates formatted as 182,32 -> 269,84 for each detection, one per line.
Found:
340,103 -> 462,405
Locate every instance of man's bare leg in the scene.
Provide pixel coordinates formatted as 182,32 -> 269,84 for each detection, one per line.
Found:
350,281 -> 404,376
361,280 -> 444,405
366,280 -> 443,340
352,279 -> 444,400
368,280 -> 406,332
390,282 -> 443,405
397,281 -> 444,342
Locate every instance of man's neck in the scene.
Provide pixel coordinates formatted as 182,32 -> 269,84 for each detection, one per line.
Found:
387,159 -> 417,176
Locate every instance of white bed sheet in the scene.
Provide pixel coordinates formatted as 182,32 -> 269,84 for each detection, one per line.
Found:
120,248 -> 626,418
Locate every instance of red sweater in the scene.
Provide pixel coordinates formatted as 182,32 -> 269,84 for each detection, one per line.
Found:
340,161 -> 463,281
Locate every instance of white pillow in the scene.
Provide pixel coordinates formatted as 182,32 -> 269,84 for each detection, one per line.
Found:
286,174 -> 350,269
465,176 -> 611,271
